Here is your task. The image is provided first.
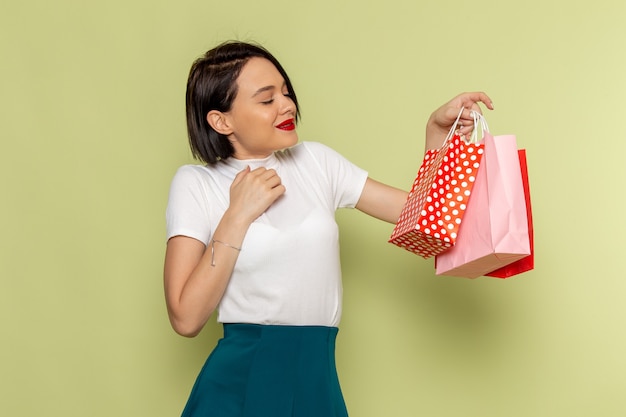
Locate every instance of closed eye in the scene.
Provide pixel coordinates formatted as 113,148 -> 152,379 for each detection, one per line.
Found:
260,90 -> 291,105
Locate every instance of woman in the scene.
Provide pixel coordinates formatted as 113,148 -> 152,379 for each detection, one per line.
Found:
164,40 -> 493,417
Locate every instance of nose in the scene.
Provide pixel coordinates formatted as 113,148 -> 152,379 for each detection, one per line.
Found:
280,94 -> 296,115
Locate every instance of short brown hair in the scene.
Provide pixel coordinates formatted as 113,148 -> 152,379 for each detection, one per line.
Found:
185,41 -> 300,164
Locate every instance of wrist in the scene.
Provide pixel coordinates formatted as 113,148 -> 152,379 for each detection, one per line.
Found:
221,207 -> 254,230
425,123 -> 446,151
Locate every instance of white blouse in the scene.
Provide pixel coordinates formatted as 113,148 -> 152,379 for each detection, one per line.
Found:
166,141 -> 368,327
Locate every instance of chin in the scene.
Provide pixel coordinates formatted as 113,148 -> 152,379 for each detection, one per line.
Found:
282,134 -> 299,148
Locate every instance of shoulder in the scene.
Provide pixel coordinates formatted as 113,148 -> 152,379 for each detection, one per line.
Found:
168,165 -> 220,195
300,141 -> 337,155
173,164 -> 212,175
171,164 -> 214,183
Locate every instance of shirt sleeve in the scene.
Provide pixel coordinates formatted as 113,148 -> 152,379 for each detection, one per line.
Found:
302,141 -> 368,209
165,165 -> 212,245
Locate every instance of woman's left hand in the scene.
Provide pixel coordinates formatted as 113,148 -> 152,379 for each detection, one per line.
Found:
425,92 -> 494,150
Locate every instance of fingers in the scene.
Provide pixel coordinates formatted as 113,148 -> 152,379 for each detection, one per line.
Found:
457,91 -> 494,110
231,165 -> 251,187
458,108 -> 478,127
449,92 -> 494,136
233,166 -> 282,191
248,167 -> 283,191
229,166 -> 286,221
423,91 -> 493,150
457,111 -> 481,137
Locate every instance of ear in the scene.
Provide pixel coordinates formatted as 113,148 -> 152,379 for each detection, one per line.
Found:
206,110 -> 233,135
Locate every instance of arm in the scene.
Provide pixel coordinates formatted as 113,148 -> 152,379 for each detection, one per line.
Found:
163,212 -> 249,337
356,92 -> 493,223
163,166 -> 285,337
355,177 -> 408,224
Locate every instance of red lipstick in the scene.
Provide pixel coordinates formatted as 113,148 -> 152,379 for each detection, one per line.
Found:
276,118 -> 296,131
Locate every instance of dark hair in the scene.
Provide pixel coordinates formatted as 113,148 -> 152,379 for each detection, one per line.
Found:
185,41 -> 300,164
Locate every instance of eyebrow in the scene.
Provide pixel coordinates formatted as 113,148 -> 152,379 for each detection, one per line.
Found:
251,85 -> 275,98
251,81 -> 287,98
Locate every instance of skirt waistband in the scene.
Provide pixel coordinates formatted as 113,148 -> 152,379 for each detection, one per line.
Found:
223,323 -> 339,340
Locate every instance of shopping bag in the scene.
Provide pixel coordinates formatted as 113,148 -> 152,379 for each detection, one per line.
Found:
485,150 -> 534,278
389,109 -> 484,258
435,117 -> 530,278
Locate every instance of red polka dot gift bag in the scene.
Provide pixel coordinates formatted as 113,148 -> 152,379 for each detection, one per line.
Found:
388,109 -> 485,258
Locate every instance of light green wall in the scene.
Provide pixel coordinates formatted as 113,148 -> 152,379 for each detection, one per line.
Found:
2,0 -> 625,416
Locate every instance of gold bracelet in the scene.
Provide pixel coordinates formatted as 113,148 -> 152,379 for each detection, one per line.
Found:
210,238 -> 242,267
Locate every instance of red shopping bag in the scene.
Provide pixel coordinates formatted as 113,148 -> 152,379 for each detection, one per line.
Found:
389,111 -> 484,258
485,150 -> 534,278
435,129 -> 531,278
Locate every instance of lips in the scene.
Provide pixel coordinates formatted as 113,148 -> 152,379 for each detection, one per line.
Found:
276,118 -> 296,131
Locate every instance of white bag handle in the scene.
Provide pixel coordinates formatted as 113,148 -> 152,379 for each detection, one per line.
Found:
468,110 -> 489,144
438,108 -> 490,148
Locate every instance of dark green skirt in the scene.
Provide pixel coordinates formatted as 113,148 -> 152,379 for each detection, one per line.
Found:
181,323 -> 348,417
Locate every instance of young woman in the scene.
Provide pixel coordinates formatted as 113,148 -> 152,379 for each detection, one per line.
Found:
164,41 -> 493,417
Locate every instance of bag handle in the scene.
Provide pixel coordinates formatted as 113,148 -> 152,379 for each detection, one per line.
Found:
438,108 -> 490,148
467,110 -> 490,144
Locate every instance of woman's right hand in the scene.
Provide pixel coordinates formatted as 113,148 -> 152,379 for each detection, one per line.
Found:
425,92 -> 494,150
227,166 -> 286,224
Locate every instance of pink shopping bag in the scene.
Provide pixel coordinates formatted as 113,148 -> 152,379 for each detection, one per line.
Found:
486,150 -> 534,278
435,128 -> 530,278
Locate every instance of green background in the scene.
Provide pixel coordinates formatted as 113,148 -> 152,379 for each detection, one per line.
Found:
2,0 -> 625,416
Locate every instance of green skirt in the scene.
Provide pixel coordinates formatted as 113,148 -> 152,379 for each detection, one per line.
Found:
181,323 -> 348,417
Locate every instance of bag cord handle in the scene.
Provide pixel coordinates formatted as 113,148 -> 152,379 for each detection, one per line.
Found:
467,110 -> 490,144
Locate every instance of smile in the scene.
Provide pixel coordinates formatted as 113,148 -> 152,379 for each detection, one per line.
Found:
276,118 -> 296,131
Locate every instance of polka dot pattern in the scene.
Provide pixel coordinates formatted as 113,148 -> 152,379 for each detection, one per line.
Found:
389,134 -> 484,258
